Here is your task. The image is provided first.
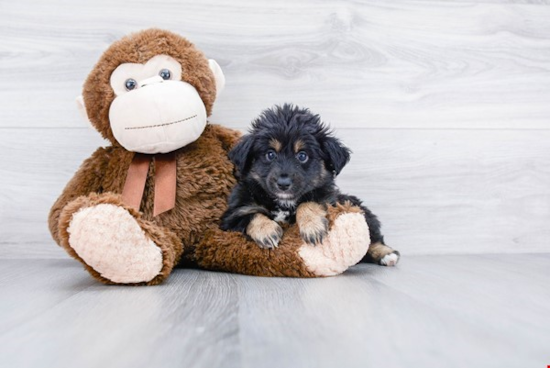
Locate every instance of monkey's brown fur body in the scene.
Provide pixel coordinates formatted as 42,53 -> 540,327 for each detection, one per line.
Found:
48,29 -> 375,285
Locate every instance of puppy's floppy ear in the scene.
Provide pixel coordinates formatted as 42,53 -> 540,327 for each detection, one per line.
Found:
228,134 -> 255,178
322,136 -> 351,176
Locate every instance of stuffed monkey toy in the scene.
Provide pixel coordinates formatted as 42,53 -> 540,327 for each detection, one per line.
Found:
48,29 -> 377,285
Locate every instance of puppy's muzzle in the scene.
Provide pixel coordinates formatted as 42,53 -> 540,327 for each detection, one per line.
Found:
276,175 -> 292,191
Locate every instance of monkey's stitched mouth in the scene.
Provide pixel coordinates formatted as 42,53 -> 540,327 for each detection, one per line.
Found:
124,114 -> 197,130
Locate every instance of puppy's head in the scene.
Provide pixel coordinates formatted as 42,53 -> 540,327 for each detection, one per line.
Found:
229,104 -> 351,203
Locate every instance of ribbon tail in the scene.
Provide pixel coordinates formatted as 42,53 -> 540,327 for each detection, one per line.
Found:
153,152 -> 177,216
122,153 -> 151,211
122,153 -> 151,212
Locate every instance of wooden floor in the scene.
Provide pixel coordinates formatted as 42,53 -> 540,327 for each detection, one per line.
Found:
1,254 -> 548,368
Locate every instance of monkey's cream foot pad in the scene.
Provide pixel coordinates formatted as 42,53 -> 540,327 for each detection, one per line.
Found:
298,212 -> 370,276
67,204 -> 163,283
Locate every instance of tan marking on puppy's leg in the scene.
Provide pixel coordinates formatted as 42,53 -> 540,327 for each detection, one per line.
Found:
246,213 -> 283,249
269,138 -> 282,152
366,242 -> 400,267
297,202 -> 328,245
294,139 -> 305,153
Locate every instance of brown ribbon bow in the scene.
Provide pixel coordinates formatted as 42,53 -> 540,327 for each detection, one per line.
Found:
122,152 -> 177,217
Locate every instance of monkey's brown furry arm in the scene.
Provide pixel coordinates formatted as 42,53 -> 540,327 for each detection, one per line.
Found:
48,147 -> 111,245
194,203 -> 370,277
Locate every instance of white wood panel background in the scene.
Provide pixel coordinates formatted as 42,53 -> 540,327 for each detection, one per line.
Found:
1,0 -> 549,258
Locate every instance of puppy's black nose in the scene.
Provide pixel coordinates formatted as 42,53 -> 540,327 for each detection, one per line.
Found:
276,176 -> 292,191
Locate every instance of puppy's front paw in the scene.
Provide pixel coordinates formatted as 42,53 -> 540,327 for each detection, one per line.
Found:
246,214 -> 283,249
297,202 -> 328,246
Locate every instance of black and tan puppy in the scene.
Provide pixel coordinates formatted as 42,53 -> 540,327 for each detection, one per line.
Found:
220,104 -> 400,266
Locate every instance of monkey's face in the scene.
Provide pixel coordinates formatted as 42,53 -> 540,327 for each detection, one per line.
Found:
109,54 -> 208,154
80,29 -> 224,154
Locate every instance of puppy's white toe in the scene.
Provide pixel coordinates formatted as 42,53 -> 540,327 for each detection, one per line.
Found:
380,252 -> 399,267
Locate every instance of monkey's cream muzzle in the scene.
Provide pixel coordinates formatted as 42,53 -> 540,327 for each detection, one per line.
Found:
109,78 -> 207,154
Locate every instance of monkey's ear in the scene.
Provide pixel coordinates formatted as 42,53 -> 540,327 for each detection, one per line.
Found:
76,95 -> 94,128
228,134 -> 254,178
208,59 -> 225,97
322,136 -> 351,176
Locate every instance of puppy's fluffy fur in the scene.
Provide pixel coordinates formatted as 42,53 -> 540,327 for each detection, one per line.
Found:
220,104 -> 399,265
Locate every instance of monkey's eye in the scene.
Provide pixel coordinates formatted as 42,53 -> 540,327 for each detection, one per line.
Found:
159,69 -> 171,80
125,78 -> 137,91
266,150 -> 277,161
296,151 -> 309,163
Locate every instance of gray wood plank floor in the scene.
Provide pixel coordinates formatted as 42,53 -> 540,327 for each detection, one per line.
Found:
1,254 -> 549,368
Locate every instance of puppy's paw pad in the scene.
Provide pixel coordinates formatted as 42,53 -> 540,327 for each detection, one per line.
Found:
247,214 -> 283,249
380,252 -> 400,267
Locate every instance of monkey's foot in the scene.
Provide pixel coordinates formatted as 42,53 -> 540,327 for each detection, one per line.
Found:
59,193 -> 182,285
67,204 -> 163,283
298,203 -> 370,276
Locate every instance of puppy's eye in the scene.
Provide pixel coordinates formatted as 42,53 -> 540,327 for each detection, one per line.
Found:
296,151 -> 309,163
266,150 -> 277,161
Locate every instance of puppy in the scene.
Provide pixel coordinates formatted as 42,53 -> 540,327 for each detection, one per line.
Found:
220,104 -> 400,266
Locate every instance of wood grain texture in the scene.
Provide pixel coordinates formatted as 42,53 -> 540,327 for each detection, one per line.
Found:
1,3 -> 549,367
0,260 -> 241,368
1,0 -> 550,129
1,0 -> 550,258
1,127 -> 548,258
1,255 -> 549,368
